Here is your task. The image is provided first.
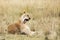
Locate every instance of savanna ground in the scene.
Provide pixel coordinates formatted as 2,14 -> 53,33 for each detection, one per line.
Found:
0,0 -> 60,40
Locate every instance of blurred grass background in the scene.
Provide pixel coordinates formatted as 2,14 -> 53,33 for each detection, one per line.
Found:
0,0 -> 60,40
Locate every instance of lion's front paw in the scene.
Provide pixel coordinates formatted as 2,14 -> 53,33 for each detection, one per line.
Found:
29,31 -> 36,36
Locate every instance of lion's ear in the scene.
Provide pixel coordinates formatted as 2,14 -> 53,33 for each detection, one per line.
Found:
19,11 -> 26,16
23,11 -> 26,13
23,10 -> 26,14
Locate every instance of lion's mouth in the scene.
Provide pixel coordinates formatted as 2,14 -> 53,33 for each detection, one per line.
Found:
25,18 -> 30,21
23,18 -> 30,24
24,17 -> 30,21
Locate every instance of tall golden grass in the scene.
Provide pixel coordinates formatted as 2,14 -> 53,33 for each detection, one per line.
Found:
0,0 -> 60,40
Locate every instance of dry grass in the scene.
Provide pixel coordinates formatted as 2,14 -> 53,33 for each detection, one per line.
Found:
0,0 -> 60,40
